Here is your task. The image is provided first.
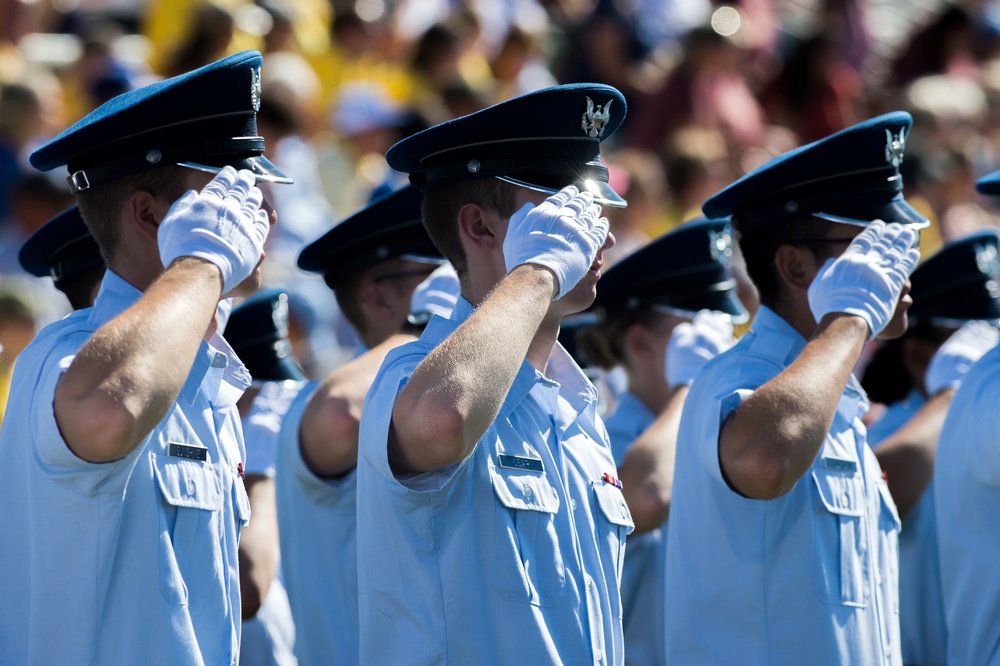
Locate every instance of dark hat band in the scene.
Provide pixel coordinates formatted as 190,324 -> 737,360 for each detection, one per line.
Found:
735,168 -> 903,233
67,136 -> 265,193
420,157 -> 610,189
49,238 -> 105,282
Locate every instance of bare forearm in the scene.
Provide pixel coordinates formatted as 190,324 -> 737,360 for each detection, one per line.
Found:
55,258 -> 223,462
390,265 -> 555,473
301,333 -> 416,477
618,385 -> 688,533
874,389 -> 953,519
721,313 -> 869,499
239,476 -> 278,619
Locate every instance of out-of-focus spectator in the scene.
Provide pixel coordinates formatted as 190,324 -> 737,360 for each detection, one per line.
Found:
602,148 -> 669,266
889,4 -> 979,88
629,25 -> 765,153
658,126 -> 733,233
488,25 -> 558,100
161,2 -> 236,77
0,292 -> 35,427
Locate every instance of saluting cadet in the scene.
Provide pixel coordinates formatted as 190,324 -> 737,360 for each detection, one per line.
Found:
862,230 -> 1000,666
275,185 -> 445,666
575,217 -> 747,666
934,171 -> 1000,666
18,205 -> 105,310
356,84 -> 632,665
226,289 -> 306,666
0,51 -> 290,665
664,113 -> 928,665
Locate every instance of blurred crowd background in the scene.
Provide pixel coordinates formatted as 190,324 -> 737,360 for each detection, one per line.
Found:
3,0 -> 1000,415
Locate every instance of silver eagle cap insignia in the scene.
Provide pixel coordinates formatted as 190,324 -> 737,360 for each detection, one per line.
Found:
581,97 -> 612,139
709,229 -> 733,267
885,128 -> 906,168
251,67 -> 262,112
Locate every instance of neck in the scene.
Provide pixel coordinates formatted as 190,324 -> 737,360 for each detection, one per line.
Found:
627,369 -> 672,415
767,293 -> 818,340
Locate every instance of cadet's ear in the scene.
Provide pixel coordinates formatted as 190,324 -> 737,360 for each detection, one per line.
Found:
623,321 -> 657,363
774,244 -> 818,292
126,189 -> 166,244
456,203 -> 499,252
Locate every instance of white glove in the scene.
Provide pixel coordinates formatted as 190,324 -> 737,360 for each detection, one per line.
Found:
410,263 -> 460,320
807,220 -> 920,339
502,185 -> 609,300
666,310 -> 736,388
924,320 -> 1000,395
158,166 -> 271,294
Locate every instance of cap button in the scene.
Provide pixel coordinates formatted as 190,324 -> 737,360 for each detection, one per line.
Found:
466,159 -> 481,174
146,149 -> 162,164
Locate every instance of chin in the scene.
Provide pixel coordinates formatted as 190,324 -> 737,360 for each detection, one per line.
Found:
877,311 -> 909,340
225,268 -> 263,299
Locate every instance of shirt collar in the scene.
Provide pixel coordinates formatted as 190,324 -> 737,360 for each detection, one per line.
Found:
88,270 -> 142,326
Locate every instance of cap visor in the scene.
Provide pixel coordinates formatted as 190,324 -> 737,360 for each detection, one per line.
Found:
178,155 -> 294,185
812,198 -> 929,229
496,175 -> 627,208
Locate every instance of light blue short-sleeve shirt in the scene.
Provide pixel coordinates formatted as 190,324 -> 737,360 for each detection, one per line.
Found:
869,391 -> 947,666
240,380 -> 304,666
356,298 -> 634,665
665,306 -> 902,666
275,381 -> 361,666
604,392 -> 667,666
0,271 -> 252,666
934,344 -> 1000,665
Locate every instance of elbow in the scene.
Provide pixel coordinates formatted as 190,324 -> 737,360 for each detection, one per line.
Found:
309,397 -> 362,470
721,447 -> 801,501
54,392 -> 140,463
625,482 -> 671,534
391,399 -> 469,472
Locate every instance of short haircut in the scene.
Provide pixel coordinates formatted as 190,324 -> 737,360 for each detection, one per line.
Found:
420,178 -> 520,276
736,215 -> 838,307
575,306 -> 662,371
76,165 -> 188,264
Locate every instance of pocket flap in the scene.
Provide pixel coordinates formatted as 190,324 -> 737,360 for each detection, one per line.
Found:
489,463 -> 560,513
812,468 -> 865,517
592,480 -> 635,533
153,454 -> 223,511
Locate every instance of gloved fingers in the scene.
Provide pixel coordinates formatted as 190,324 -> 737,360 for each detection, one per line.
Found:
560,190 -> 596,217
241,182 -> 264,214
251,207 -> 271,246
200,165 -> 240,201
843,220 -> 884,257
542,185 -> 579,211
222,169 -> 257,207
870,222 -> 905,257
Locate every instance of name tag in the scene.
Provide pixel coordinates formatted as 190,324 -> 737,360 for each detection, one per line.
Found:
823,456 -> 857,473
498,454 -> 544,473
168,442 -> 208,462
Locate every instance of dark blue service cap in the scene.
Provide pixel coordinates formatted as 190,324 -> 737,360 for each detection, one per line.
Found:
907,229 -> 1000,329
703,112 -> 930,234
18,206 -> 104,285
588,217 -> 749,323
227,289 -> 306,383
30,51 -> 292,194
297,185 -> 444,284
386,83 -> 628,207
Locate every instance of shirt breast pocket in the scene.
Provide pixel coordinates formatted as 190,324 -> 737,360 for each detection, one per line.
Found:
489,461 -> 567,607
591,480 -> 634,585
811,468 -> 868,607
152,453 -> 224,606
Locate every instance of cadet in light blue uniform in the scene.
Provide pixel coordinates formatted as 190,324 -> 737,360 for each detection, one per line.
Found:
665,113 -> 929,665
935,172 -> 1000,666
275,186 -> 444,666
862,230 -> 1000,666
357,84 -> 632,664
574,218 -> 746,666
0,52 -> 290,665
226,290 -> 309,666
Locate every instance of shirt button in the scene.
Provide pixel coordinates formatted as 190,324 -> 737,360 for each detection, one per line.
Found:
841,493 -> 850,508
523,484 -> 533,497
571,499 -> 577,510
596,650 -> 603,662
212,352 -> 227,368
